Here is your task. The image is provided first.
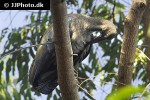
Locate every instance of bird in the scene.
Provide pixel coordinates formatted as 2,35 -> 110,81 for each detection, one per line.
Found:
29,14 -> 116,94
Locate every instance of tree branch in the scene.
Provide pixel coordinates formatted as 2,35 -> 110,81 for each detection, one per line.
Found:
0,42 -> 52,59
50,0 -> 79,99
118,0 -> 146,89
142,0 -> 150,82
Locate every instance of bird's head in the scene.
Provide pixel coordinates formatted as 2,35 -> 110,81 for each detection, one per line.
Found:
84,16 -> 117,44
69,14 -> 116,44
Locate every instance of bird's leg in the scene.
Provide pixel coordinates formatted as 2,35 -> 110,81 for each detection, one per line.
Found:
72,54 -> 78,56
71,51 -> 78,56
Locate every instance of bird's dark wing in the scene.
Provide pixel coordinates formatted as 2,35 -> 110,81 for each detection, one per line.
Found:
29,23 -> 90,95
29,28 -> 58,94
73,44 -> 92,68
29,14 -> 116,95
29,16 -> 76,94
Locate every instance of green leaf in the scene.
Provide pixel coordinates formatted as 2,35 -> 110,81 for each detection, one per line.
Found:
106,86 -> 143,100
13,87 -> 21,100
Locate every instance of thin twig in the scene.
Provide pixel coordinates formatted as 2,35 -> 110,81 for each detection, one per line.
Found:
78,74 -> 126,87
79,78 -> 92,86
136,48 -> 150,61
137,44 -> 150,47
77,84 -> 96,100
9,11 -> 20,28
78,72 -> 115,85
138,83 -> 150,100
0,42 -> 52,59
111,0 -> 116,22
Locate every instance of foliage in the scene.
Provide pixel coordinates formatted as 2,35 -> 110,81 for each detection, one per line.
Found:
0,0 -> 149,100
106,86 -> 143,100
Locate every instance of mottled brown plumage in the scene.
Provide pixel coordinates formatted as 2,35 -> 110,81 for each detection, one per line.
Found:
29,14 -> 116,94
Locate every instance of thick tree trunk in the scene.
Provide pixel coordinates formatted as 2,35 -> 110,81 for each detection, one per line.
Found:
50,0 -> 80,100
142,0 -> 150,82
117,0 -> 146,89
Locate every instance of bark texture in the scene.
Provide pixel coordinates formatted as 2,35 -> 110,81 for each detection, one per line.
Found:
142,0 -> 150,82
118,0 -> 146,88
50,0 -> 80,100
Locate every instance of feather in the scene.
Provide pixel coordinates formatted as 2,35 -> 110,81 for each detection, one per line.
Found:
29,14 -> 116,94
